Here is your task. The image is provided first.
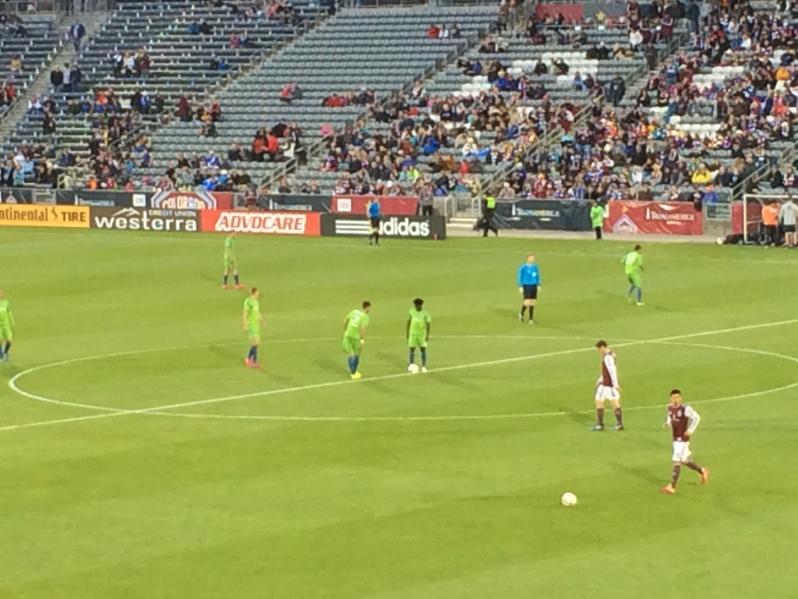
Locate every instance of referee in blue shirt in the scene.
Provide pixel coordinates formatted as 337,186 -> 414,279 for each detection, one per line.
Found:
517,254 -> 541,323
367,199 -> 381,246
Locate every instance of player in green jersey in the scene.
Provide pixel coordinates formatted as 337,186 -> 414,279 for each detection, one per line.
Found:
406,298 -> 431,373
242,287 -> 264,368
342,301 -> 371,380
622,244 -> 645,306
0,289 -> 14,362
222,233 -> 241,290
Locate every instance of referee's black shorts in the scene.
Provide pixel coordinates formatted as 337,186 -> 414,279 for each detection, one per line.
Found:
370,217 -> 380,229
522,285 -> 538,300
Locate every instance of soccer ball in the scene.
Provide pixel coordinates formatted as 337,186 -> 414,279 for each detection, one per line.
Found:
407,363 -> 420,374
560,492 -> 578,507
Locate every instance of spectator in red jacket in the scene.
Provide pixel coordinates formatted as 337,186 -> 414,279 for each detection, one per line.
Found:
426,23 -> 440,38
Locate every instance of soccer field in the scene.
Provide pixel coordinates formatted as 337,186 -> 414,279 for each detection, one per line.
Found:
1,229 -> 797,598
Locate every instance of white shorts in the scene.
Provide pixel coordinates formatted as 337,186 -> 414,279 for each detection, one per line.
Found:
595,385 -> 620,402
672,441 -> 692,463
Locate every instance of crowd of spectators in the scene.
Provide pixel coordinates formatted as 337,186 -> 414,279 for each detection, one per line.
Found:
492,1 -> 798,202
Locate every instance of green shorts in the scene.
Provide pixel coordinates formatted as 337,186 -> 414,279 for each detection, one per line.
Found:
0,325 -> 12,341
342,335 -> 361,355
627,273 -> 642,287
408,334 -> 427,349
224,256 -> 237,271
247,325 -> 260,343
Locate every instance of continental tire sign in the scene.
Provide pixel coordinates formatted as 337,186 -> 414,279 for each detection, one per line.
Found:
0,204 -> 89,228
90,207 -> 199,232
321,215 -> 446,240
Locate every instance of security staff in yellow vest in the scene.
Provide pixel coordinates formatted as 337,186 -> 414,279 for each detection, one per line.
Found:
480,193 -> 499,237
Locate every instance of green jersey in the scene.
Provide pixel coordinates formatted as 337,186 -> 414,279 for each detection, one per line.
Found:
590,205 -> 604,228
344,309 -> 369,339
224,235 -> 235,259
622,251 -> 643,275
0,299 -> 12,326
243,296 -> 260,326
408,309 -> 431,338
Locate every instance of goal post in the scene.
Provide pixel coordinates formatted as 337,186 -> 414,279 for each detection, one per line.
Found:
741,193 -> 793,244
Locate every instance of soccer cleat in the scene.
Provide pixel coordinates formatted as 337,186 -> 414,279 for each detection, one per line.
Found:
529,320 -> 536,325
421,366 -> 428,373
222,285 -> 229,290
244,358 -> 252,367
614,424 -> 625,431
699,468 -> 710,486
592,424 -> 604,431
518,313 -> 524,322
660,484 -> 677,495
350,372 -> 363,380
636,302 -> 646,307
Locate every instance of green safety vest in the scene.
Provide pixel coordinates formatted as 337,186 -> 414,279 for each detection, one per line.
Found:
485,195 -> 496,209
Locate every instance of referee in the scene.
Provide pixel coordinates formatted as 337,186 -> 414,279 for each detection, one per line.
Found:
367,198 -> 381,246
517,254 -> 541,324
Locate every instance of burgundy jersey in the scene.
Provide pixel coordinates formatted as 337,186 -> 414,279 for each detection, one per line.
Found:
667,404 -> 699,441
600,351 -> 618,386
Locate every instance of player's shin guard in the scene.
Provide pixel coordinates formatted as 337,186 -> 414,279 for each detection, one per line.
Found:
421,348 -> 427,367
596,407 -> 605,426
408,348 -> 415,365
613,407 -> 623,426
671,464 -> 682,487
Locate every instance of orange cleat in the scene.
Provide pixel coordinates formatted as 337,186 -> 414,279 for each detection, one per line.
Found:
222,285 -> 229,290
250,362 -> 261,369
660,484 -> 676,495
244,358 -> 252,367
699,468 -> 710,486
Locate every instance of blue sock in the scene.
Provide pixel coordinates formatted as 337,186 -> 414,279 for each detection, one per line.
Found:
408,348 -> 415,365
627,285 -> 635,297
636,288 -> 643,302
421,348 -> 427,367
347,356 -> 356,374
247,346 -> 256,361
223,274 -> 228,285
353,356 -> 360,372
234,274 -> 240,285
252,346 -> 258,362
4,341 -> 10,356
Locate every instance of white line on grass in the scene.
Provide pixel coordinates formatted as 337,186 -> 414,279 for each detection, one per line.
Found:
4,319 -> 798,431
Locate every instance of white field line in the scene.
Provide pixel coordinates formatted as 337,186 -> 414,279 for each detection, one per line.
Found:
3,320 -> 798,432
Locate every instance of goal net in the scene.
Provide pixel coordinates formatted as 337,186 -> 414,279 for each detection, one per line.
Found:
740,193 -> 793,244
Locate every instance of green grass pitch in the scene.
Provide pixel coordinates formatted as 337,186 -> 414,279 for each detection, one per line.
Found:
1,228 -> 798,598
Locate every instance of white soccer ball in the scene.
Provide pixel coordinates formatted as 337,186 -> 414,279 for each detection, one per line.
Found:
407,363 -> 420,374
561,492 -> 578,507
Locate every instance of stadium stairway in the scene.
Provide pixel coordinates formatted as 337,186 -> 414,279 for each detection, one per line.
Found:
0,14 -> 62,139
142,5 -> 500,185
0,12 -> 109,144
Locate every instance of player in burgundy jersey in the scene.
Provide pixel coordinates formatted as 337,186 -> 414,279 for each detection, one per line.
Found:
661,389 -> 709,494
593,340 -> 624,431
